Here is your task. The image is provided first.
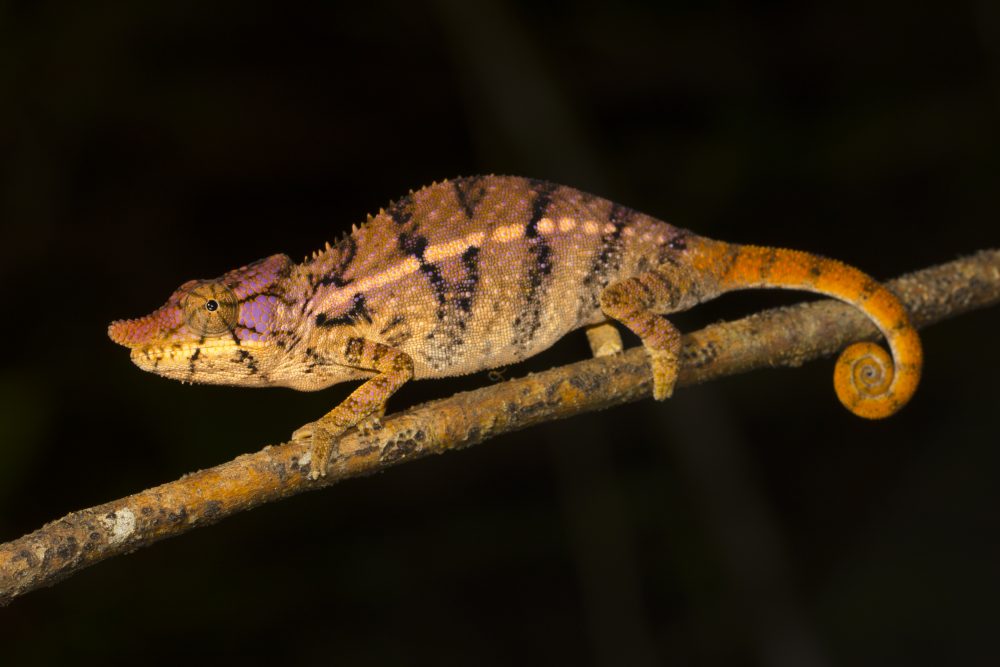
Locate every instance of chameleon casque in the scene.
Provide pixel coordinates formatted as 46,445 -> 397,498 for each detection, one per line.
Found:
109,176 -> 922,478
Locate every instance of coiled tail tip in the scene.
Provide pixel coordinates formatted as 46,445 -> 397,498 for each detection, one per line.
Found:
833,337 -> 922,419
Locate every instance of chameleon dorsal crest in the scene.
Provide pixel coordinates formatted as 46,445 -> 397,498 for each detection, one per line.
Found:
109,176 -> 922,478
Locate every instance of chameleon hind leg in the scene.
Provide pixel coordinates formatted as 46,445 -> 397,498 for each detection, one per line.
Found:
292,338 -> 414,480
600,266 -> 700,400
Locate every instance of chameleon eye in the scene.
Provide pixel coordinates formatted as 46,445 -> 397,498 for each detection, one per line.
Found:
668,235 -> 687,251
181,282 -> 239,335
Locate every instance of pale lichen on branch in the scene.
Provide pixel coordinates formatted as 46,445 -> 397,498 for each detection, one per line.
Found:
1,250 -> 998,605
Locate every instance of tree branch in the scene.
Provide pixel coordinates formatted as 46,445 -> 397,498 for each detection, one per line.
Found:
2,250 -> 998,605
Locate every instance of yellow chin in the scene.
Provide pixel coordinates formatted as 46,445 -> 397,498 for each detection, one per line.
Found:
128,340 -> 270,381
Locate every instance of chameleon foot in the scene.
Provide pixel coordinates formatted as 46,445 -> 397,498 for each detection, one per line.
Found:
291,421 -> 340,480
648,348 -> 680,400
355,412 -> 384,436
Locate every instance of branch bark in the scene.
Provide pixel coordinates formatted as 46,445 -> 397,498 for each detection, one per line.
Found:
2,250 -> 998,605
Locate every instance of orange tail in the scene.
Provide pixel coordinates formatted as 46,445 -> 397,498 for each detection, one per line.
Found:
690,241 -> 922,418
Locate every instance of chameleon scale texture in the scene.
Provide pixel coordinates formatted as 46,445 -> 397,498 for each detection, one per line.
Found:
109,175 -> 922,476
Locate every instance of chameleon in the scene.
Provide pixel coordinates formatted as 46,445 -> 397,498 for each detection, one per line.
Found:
109,176 -> 922,478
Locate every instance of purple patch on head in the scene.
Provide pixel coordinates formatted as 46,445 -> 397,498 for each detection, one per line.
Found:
239,294 -> 279,335
236,328 -> 264,342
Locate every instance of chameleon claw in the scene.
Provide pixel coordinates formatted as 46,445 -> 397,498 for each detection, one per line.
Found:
355,412 -> 384,436
291,422 -> 336,480
648,349 -> 680,400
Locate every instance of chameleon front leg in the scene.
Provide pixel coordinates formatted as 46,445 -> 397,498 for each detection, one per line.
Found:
292,338 -> 414,479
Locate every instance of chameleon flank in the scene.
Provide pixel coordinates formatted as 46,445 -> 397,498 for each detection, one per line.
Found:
109,176 -> 922,477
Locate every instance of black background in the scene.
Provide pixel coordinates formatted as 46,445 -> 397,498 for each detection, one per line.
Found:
1,1 -> 998,665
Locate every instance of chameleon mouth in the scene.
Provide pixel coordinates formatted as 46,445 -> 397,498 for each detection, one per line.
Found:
127,338 -> 264,360
126,339 -> 270,383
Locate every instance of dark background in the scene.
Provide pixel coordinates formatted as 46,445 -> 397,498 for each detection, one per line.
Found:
1,1 -> 998,665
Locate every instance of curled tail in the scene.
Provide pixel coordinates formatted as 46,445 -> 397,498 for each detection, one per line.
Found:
690,240 -> 922,418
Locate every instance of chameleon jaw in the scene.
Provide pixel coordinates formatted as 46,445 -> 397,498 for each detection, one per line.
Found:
127,339 -> 275,386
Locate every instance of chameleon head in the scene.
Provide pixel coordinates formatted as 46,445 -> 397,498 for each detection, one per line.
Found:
108,254 -> 294,386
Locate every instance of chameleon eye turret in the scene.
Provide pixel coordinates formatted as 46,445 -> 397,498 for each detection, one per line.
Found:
181,281 -> 239,336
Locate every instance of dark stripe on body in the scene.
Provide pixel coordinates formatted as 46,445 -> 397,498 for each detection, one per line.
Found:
410,238 -> 482,369
453,176 -> 486,220
514,180 -> 557,349
315,293 -> 373,328
378,316 -> 412,348
317,236 -> 357,289
455,245 -> 481,315
398,232 -> 447,310
387,194 -> 414,226
379,315 -> 405,336
577,203 -> 633,323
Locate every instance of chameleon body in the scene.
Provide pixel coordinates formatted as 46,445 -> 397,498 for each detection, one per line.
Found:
109,176 -> 922,478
